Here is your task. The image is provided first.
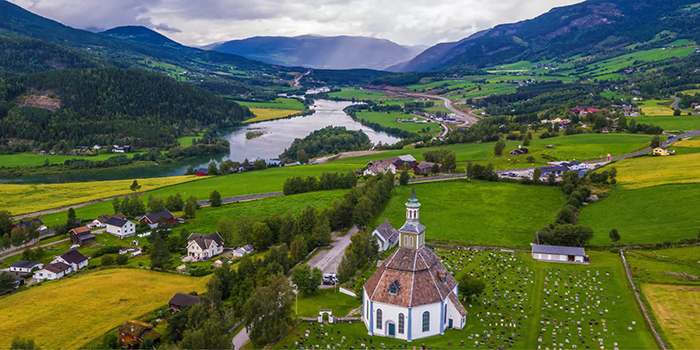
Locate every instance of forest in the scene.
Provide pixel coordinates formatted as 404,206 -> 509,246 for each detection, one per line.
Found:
279,126 -> 372,162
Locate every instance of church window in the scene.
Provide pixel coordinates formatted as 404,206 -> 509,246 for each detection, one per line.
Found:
389,279 -> 400,295
376,309 -> 383,329
398,313 -> 405,334
422,311 -> 430,332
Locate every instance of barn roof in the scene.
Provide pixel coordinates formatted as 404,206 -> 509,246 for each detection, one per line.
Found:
531,244 -> 585,256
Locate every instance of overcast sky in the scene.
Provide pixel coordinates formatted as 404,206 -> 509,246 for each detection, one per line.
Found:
9,0 -> 585,47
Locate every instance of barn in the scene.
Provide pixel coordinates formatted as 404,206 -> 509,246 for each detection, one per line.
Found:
531,244 -> 587,263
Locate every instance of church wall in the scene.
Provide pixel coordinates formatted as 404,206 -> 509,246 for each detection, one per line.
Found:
368,300 -> 411,341
408,302 -> 444,340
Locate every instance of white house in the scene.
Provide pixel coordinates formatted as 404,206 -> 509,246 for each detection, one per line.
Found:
372,221 -> 400,252
106,217 -> 136,238
233,244 -> 255,258
53,250 -> 89,271
186,233 -> 225,261
34,262 -> 72,282
531,244 -> 587,263
9,261 -> 43,274
362,190 -> 467,341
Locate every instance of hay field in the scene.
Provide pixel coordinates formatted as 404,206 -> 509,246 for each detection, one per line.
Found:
612,153 -> 700,189
0,269 -> 207,349
244,108 -> 301,123
641,284 -> 700,350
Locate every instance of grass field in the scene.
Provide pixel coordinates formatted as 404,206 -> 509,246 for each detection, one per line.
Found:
274,250 -> 657,349
373,181 -> 565,248
0,269 -> 207,349
177,131 -> 204,146
640,284 -> 700,350
0,176 -> 200,216
638,99 -> 674,116
327,89 -> 392,101
578,183 -> 700,246
631,115 -> 700,130
295,288 -> 359,318
0,152 -> 144,168
626,246 -> 700,286
233,98 -> 305,110
612,153 -> 700,189
354,111 -> 439,135
245,108 -> 301,123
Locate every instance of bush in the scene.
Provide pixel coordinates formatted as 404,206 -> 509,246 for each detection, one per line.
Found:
115,254 -> 128,265
609,248 -> 620,254
101,255 -> 115,266
92,246 -> 124,258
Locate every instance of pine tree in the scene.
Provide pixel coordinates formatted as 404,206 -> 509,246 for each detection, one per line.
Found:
130,180 -> 141,192
150,234 -> 171,269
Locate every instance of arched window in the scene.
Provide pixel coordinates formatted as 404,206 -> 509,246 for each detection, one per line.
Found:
376,309 -> 383,330
398,313 -> 405,334
422,311 -> 430,332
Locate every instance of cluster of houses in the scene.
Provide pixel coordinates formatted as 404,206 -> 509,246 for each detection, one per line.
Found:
362,155 -> 444,176
613,105 -> 640,117
567,106 -> 605,116
9,249 -> 90,283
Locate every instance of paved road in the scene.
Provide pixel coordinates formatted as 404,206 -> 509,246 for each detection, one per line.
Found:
307,226 -> 359,274
671,96 -> 700,116
0,237 -> 70,262
408,92 -> 480,125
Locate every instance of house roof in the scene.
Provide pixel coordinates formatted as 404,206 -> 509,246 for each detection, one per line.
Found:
144,210 -> 175,223
119,321 -> 160,341
76,233 -> 95,243
242,244 -> 254,251
531,244 -> 585,256
448,291 -> 468,317
539,165 -> 568,173
106,217 -> 129,227
43,262 -> 71,274
374,221 -> 399,244
60,249 -> 88,264
13,219 -> 44,230
169,293 -> 200,308
70,226 -> 91,235
397,155 -> 417,163
10,261 -> 42,269
195,168 -> 208,173
363,246 -> 457,308
98,213 -> 126,224
187,232 -> 225,249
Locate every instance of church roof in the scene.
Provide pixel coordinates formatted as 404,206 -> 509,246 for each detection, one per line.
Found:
364,246 -> 457,308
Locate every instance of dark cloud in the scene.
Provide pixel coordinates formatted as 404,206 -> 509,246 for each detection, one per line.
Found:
153,23 -> 181,33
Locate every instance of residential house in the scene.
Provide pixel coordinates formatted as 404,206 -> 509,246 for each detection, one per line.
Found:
195,168 -> 208,176
34,262 -> 72,282
653,147 -> 675,156
531,244 -> 587,263
53,249 -> 88,271
106,217 -> 137,239
542,161 -> 591,178
186,233 -> 225,261
265,158 -> 284,167
90,213 -> 127,228
414,162 -> 443,175
9,261 -> 43,274
363,155 -> 417,176
168,293 -> 200,311
510,147 -> 529,156
69,226 -> 96,245
112,145 -> 131,153
140,210 -> 177,229
568,106 -> 604,116
539,165 -> 568,178
372,221 -> 399,251
11,219 -> 48,233
118,321 -> 160,349
233,244 -> 254,258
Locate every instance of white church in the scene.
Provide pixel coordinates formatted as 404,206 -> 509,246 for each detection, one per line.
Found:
362,189 -> 467,341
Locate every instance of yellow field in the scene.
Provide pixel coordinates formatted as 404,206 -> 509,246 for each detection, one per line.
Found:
0,176 -> 200,215
680,89 -> 700,96
641,284 -> 700,350
613,153 -> 700,189
639,100 -> 674,116
0,269 -> 207,349
673,139 -> 700,148
244,108 -> 301,123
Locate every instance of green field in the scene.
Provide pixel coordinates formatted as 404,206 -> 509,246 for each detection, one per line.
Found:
613,152 -> 700,189
373,181 -> 565,248
295,288 -> 359,318
177,131 -> 205,146
637,99 -> 675,117
0,269 -> 207,349
631,116 -> 700,130
233,97 -> 305,110
328,89 -> 392,101
626,246 -> 700,286
275,250 -> 657,349
0,152 -> 144,168
354,111 -> 439,135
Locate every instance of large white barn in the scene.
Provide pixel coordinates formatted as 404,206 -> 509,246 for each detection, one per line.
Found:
531,244 -> 587,263
362,190 -> 467,341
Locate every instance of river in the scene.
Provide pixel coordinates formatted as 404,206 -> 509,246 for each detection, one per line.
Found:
0,100 -> 398,184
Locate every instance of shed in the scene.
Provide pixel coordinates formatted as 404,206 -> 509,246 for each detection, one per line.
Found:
531,243 -> 587,263
168,293 -> 200,311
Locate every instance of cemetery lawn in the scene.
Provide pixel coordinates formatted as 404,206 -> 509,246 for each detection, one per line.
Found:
373,181 -> 566,248
273,250 -> 657,349
639,284 -> 700,350
0,269 -> 207,350
295,288 -> 360,318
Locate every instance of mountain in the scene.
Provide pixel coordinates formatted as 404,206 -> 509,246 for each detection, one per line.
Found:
397,0 -> 700,72
206,35 -> 425,70
101,26 -> 182,48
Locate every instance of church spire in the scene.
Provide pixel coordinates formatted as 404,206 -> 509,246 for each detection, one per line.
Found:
398,187 -> 425,249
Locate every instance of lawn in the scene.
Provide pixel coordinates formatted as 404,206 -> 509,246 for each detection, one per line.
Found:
0,176 -> 200,216
631,115 -> 700,130
245,108 -> 301,123
0,269 -> 208,349
0,152 -> 144,168
233,97 -> 305,110
612,153 -> 700,189
274,250 -> 657,349
578,183 -> 700,246
372,181 -> 565,248
354,111 -> 439,135
295,288 -> 359,318
640,284 -> 700,350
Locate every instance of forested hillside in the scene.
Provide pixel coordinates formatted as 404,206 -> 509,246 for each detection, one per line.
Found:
0,35 -> 108,76
0,68 -> 253,151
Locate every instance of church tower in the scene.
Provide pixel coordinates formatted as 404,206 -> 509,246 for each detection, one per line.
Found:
398,188 -> 426,249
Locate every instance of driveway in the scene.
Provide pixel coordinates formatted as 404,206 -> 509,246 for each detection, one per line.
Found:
307,226 -> 359,274
232,327 -> 250,350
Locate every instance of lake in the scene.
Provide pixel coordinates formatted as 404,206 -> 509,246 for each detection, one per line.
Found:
0,100 -> 398,184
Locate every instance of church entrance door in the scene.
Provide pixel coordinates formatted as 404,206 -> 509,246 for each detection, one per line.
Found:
388,322 -> 395,336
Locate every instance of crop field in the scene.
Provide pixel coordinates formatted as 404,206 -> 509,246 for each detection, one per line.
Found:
640,284 -> 700,350
372,181 -> 565,248
0,176 -> 200,216
233,97 -> 305,110
0,269 -> 207,349
578,183 -> 700,246
612,153 -> 700,189
0,152 -> 145,168
245,108 -> 301,123
637,99 -> 674,116
354,111 -> 439,135
182,190 -> 348,234
274,250 -> 656,349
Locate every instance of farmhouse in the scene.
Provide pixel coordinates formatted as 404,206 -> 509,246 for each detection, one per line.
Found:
140,210 -> 177,228
106,217 -> 136,239
364,155 -> 417,176
372,220 -> 400,252
265,158 -> 284,167
168,293 -> 200,311
568,106 -> 604,116
69,226 -> 95,245
653,147 -> 675,156
414,162 -> 443,175
186,232 -> 225,261
53,249 -> 89,271
539,165 -> 568,178
510,147 -> 529,156
363,190 -> 467,341
11,219 -> 47,233
112,145 -> 131,153
34,262 -> 72,282
195,168 -> 208,176
233,244 -> 255,258
9,261 -> 43,274
90,213 -> 126,228
118,321 -> 160,349
531,244 -> 587,263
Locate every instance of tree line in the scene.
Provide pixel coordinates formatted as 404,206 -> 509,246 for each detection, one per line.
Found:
279,126 -> 372,163
283,171 -> 358,195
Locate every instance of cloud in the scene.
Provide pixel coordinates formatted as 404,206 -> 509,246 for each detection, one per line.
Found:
7,0 -> 585,46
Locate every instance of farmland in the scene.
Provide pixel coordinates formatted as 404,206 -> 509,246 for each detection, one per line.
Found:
233,97 -> 305,110
373,181 -> 565,248
612,153 -> 700,189
637,99 -> 674,117
0,269 -> 207,349
631,116 -> 700,130
245,108 -> 301,123
0,176 -> 200,216
0,152 -> 144,168
641,284 -> 700,350
353,111 -> 440,135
